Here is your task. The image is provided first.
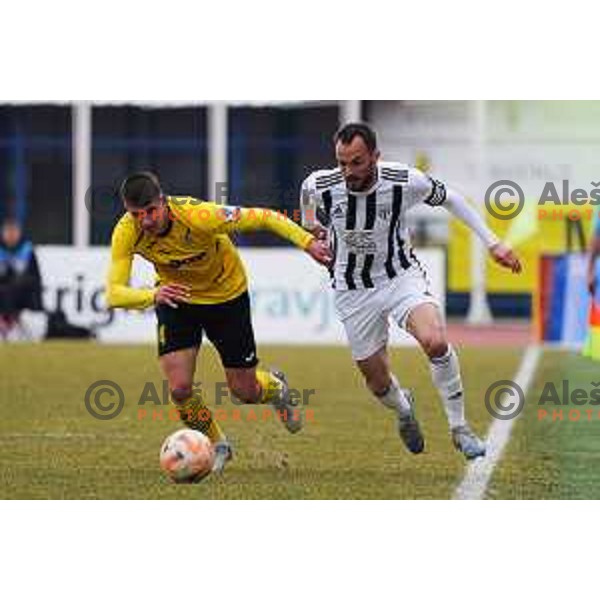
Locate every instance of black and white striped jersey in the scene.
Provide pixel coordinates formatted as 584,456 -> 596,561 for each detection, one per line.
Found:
300,161 -> 447,291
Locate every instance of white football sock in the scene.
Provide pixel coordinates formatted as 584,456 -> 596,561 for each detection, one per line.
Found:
429,345 -> 466,429
374,375 -> 412,418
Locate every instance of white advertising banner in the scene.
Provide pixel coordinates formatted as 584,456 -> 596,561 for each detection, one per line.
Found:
36,246 -> 445,346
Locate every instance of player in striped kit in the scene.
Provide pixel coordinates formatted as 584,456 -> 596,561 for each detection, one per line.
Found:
301,123 -> 522,459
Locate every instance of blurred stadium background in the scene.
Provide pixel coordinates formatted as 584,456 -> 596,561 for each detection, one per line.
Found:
1,100 -> 600,498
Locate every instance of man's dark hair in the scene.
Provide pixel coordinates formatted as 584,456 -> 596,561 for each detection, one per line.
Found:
334,122 -> 378,152
119,172 -> 162,207
1,217 -> 20,229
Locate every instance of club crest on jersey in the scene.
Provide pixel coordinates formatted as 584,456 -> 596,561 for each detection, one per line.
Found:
378,206 -> 392,221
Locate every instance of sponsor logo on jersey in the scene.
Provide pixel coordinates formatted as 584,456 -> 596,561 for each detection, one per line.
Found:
168,252 -> 207,269
342,231 -> 377,253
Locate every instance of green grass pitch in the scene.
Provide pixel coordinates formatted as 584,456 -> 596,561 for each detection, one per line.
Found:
0,341 -> 525,499
490,349 -> 600,499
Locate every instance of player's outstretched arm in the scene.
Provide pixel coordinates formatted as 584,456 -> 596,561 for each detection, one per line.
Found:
304,237 -> 333,266
411,168 -> 522,274
237,207 -> 333,266
443,187 -> 522,274
185,203 -> 332,267
488,240 -> 523,274
105,221 -> 158,310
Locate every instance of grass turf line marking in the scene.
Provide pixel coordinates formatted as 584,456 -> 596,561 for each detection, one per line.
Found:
453,345 -> 541,501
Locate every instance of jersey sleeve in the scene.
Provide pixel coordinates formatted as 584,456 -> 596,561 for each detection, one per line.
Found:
178,201 -> 315,250
405,167 -> 448,210
105,218 -> 156,310
406,168 -> 498,247
299,174 -> 324,230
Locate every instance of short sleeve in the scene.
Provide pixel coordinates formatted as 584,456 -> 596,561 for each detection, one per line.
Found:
299,174 -> 324,229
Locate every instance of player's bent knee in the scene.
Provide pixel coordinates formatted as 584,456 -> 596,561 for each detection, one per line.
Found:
420,331 -> 448,359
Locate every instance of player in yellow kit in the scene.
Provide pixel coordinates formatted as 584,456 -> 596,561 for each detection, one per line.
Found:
106,172 -> 332,474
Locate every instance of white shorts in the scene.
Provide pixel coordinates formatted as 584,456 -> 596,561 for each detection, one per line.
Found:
335,267 -> 441,361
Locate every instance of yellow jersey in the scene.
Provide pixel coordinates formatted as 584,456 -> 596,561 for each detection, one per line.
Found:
106,196 -> 314,309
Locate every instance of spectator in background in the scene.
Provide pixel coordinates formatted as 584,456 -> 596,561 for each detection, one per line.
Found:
0,218 -> 43,339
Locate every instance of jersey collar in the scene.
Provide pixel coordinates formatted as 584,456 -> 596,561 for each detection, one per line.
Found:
348,164 -> 382,196
156,199 -> 174,237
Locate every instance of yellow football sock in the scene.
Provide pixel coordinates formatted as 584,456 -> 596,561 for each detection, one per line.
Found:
255,369 -> 283,404
172,389 -> 225,443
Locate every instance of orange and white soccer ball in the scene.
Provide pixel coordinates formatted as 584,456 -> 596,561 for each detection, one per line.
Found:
159,429 -> 215,483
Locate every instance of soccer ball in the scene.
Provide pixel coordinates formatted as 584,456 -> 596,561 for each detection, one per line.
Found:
159,429 -> 215,483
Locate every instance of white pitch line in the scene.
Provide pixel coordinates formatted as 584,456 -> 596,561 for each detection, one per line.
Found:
453,344 -> 542,500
